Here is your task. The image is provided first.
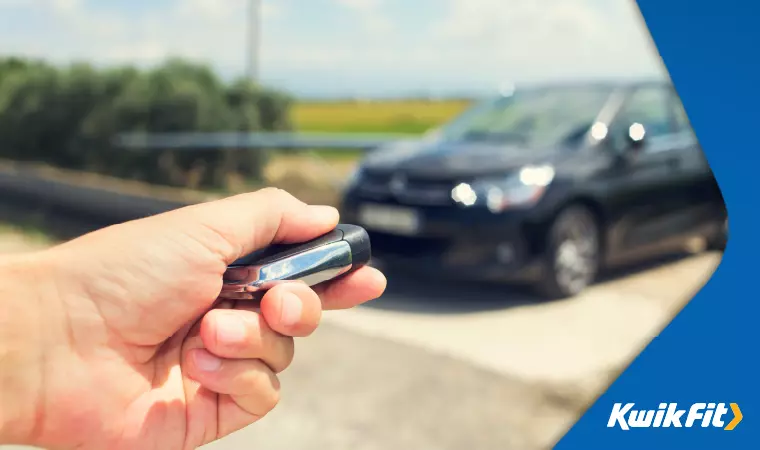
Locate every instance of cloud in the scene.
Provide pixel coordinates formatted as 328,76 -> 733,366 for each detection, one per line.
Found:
0,0 -> 287,70
0,0 -> 82,12
174,0 -> 283,21
421,0 -> 664,81
0,0 -> 33,7
51,0 -> 81,12
333,0 -> 394,35
334,0 -> 380,10
0,0 -> 666,93
262,0 -> 664,90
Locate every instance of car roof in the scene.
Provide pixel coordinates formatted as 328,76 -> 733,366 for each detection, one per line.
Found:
505,78 -> 671,93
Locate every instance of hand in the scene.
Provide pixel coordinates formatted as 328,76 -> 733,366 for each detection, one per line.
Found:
0,188 -> 386,450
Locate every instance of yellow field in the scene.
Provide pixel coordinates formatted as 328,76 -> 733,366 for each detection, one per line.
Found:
291,99 -> 471,134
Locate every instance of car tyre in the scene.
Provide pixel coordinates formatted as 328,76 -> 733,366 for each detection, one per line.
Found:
535,205 -> 601,300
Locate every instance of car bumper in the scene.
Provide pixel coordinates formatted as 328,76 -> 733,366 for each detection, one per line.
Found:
340,199 -> 546,282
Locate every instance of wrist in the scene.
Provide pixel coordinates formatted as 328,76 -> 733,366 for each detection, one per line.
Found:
0,251 -> 49,446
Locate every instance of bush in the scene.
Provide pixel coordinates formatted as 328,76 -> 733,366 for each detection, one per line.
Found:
0,57 -> 293,189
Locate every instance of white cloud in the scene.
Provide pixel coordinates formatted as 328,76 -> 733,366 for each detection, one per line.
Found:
0,0 -> 33,7
333,0 -> 394,36
422,0 -> 663,81
51,0 -> 81,12
0,0 -> 666,93
174,0 -> 283,21
334,0 -> 381,11
0,0 -> 82,11
261,0 -> 664,90
0,0 -> 285,69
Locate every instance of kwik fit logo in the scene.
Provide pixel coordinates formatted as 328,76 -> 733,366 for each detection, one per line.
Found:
607,403 -> 743,431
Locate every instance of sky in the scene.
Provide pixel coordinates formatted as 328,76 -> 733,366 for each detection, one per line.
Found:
0,0 -> 668,97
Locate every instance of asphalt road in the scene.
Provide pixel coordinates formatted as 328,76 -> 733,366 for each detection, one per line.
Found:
329,251 -> 721,385
205,324 -> 578,450
212,250 -> 721,450
0,229 -> 722,450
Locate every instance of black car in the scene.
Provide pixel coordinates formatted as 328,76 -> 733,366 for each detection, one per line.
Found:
339,81 -> 728,298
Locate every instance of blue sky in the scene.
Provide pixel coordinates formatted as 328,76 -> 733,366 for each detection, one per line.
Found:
0,0 -> 666,97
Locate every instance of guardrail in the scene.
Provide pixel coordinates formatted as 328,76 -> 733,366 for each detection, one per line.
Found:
114,131 -> 415,151
113,131 -> 422,189
0,132 -> 420,238
0,164 -> 192,238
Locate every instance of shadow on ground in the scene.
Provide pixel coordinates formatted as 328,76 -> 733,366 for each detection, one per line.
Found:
363,251 -> 698,315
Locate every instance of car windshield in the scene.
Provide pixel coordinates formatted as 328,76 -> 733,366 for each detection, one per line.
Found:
437,85 -> 617,148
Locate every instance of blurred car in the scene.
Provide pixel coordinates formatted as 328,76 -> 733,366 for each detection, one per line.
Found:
339,81 -> 728,299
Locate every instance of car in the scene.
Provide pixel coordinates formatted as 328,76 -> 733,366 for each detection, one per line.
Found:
338,80 -> 728,299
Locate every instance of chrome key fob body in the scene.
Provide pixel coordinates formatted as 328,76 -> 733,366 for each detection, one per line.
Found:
218,224 -> 371,300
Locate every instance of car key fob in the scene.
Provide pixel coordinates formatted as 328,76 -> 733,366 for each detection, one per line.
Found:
217,224 -> 371,301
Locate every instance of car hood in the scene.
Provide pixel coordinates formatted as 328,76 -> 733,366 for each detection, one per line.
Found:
361,138 -> 561,179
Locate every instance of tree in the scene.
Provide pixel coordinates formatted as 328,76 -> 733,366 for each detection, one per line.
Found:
0,57 -> 293,190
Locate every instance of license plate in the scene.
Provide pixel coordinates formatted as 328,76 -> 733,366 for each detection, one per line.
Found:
357,204 -> 421,235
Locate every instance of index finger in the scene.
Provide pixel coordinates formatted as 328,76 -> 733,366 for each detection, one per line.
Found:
313,266 -> 387,310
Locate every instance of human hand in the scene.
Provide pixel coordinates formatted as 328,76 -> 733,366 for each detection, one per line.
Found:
0,188 -> 386,450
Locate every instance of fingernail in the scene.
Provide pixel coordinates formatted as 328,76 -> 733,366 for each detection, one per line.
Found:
216,311 -> 247,344
280,292 -> 303,327
193,350 -> 222,372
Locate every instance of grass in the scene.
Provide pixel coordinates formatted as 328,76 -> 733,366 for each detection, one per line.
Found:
287,99 -> 471,164
291,99 -> 471,134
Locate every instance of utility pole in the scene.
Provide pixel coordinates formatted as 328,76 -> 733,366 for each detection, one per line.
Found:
235,0 -> 264,187
246,0 -> 261,84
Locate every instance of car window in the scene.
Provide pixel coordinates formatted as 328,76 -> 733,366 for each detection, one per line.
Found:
606,86 -> 675,153
617,86 -> 673,138
671,95 -> 693,133
668,92 -> 701,150
437,87 -> 614,148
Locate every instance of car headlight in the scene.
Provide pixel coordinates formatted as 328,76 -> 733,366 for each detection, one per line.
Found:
451,165 -> 555,213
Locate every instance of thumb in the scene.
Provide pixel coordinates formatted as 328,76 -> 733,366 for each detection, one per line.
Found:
160,188 -> 340,264
46,188 -> 339,347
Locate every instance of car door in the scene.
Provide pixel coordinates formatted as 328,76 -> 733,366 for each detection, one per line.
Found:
667,92 -> 728,235
600,84 -> 694,256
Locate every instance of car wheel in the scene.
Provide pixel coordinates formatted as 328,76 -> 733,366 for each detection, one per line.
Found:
536,205 -> 601,299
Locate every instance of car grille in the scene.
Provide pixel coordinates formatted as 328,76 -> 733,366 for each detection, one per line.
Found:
357,173 -> 465,206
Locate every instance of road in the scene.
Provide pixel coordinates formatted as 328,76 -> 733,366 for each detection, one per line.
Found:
328,251 -> 721,385
0,228 -> 722,449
